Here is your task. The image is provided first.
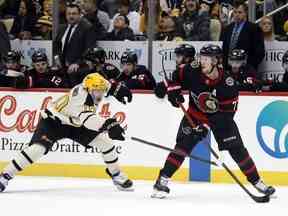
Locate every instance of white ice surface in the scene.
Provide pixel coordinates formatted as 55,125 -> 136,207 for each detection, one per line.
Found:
0,176 -> 286,216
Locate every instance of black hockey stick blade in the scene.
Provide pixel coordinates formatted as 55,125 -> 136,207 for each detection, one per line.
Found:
131,136 -> 218,167
221,163 -> 270,203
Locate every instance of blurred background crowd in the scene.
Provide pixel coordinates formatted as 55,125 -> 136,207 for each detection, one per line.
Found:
0,0 -> 288,92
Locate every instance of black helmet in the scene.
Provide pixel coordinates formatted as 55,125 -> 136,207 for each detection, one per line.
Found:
121,50 -> 138,65
84,47 -> 106,64
5,50 -> 21,64
282,50 -> 288,65
282,50 -> 288,70
229,49 -> 247,61
200,44 -> 222,57
32,51 -> 48,63
174,44 -> 196,58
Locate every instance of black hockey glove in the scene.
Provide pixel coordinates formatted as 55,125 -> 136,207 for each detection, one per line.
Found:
167,84 -> 184,107
154,82 -> 167,99
193,124 -> 209,139
100,118 -> 125,141
108,82 -> 132,104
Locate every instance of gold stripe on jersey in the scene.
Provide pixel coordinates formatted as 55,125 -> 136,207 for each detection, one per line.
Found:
54,95 -> 69,112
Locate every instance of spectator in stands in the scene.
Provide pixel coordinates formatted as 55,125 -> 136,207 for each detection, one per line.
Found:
0,20 -> 11,58
81,0 -> 111,31
53,3 -> 93,74
109,0 -> 141,34
34,15 -> 52,40
218,0 -> 233,27
200,0 -> 222,41
160,0 -> 184,17
155,14 -> 183,41
10,0 -> 37,40
107,14 -> 135,40
259,16 -> 276,41
26,51 -> 69,88
221,1 -> 265,71
176,0 -> 211,41
118,50 -> 156,89
43,0 -> 53,17
0,0 -> 21,18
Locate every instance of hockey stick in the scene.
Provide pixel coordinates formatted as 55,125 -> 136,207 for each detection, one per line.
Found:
130,136 -> 218,167
177,102 -> 270,203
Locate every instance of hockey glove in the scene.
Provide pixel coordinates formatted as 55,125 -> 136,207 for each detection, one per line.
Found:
108,82 -> 132,104
193,124 -> 209,139
154,82 -> 167,99
100,118 -> 125,141
167,84 -> 184,107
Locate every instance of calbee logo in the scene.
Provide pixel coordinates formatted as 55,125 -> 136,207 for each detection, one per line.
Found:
256,100 -> 288,158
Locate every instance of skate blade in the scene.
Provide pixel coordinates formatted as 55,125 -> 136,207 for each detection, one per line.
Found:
116,185 -> 134,192
151,190 -> 168,199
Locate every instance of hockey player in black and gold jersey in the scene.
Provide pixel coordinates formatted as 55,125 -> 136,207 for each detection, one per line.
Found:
0,73 -> 133,192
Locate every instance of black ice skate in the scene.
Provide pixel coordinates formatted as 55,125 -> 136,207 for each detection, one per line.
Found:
151,174 -> 170,199
105,168 -> 134,191
0,173 -> 12,192
253,179 -> 276,196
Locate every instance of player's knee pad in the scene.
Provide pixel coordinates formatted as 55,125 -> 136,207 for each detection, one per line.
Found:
11,144 -> 46,172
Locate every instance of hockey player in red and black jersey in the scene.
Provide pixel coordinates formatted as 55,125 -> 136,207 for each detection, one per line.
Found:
152,44 -> 275,199
227,49 -> 262,92
154,44 -> 196,98
80,47 -> 121,81
0,50 -> 28,88
118,50 -> 156,90
26,51 -> 69,88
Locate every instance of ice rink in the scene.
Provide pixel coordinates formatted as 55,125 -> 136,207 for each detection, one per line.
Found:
0,176 -> 286,216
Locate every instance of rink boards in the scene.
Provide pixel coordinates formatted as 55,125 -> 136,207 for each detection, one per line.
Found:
0,89 -> 287,185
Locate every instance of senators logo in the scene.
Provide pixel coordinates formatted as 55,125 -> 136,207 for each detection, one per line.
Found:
191,92 -> 219,114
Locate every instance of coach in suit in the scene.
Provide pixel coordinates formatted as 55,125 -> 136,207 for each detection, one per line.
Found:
53,3 -> 93,73
221,1 -> 265,72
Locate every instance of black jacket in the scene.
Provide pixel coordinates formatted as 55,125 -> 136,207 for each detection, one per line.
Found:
176,11 -> 210,41
221,21 -> 265,70
53,18 -> 93,65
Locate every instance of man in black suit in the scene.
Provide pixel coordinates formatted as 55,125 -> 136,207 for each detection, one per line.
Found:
221,1 -> 265,72
53,3 -> 93,74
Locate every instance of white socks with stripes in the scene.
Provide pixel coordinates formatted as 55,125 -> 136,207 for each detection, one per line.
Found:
101,145 -> 120,176
3,144 -> 46,178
